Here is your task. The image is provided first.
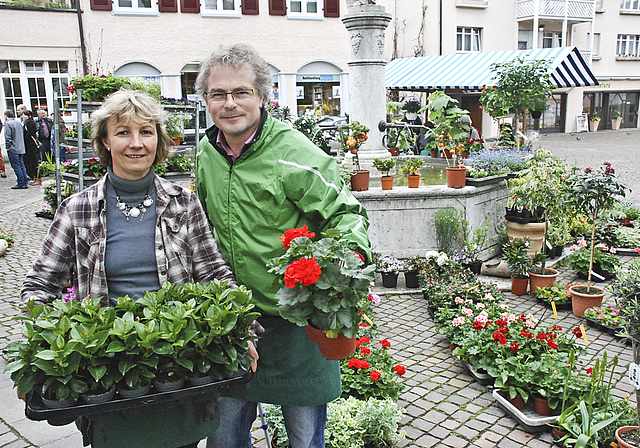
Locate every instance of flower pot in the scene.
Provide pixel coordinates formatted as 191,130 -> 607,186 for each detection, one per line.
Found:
381,272 -> 398,288
616,426 -> 640,448
570,284 -> 605,318
506,392 -> 526,410
405,112 -> 418,120
430,149 -> 438,158
511,276 -> 529,296
380,175 -> 394,190
461,150 -> 469,159
532,395 -> 552,416
187,375 -> 215,386
388,147 -> 400,156
404,270 -> 420,288
441,149 -> 451,159
304,325 -> 356,361
467,261 -> 482,275
446,166 -> 467,189
589,120 -> 600,132
504,220 -> 547,256
152,376 -> 185,392
612,117 -> 622,130
117,382 -> 151,399
80,387 -> 116,404
41,396 -> 77,409
528,268 -> 559,294
171,137 -> 182,146
350,170 -> 369,191
407,174 -> 420,188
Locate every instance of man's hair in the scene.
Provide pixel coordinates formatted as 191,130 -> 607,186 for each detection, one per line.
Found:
196,43 -> 271,107
5,110 -> 14,118
91,89 -> 171,168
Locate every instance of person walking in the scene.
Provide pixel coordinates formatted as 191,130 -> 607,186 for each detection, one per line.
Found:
3,110 -> 28,189
36,108 -> 53,162
195,43 -> 372,448
0,116 -> 6,178
22,110 -> 41,184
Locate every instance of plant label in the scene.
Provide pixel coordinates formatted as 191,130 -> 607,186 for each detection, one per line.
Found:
590,270 -> 605,282
629,362 -> 640,390
546,240 -> 552,249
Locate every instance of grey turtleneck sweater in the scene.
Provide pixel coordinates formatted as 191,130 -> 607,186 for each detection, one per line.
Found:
104,167 -> 160,301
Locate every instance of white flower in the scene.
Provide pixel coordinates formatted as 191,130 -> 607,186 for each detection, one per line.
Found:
425,250 -> 440,259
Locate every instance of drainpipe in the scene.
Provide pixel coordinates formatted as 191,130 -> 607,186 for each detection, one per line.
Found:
439,0 -> 443,55
76,0 -> 88,75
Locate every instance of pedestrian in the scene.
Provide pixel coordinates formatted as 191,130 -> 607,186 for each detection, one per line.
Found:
0,116 -> 6,178
3,110 -> 28,189
16,104 -> 26,122
20,89 -> 240,448
36,107 -> 53,162
195,43 -> 372,448
460,114 -> 480,140
22,110 -> 41,184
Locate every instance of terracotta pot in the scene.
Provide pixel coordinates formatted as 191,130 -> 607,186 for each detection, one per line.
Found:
446,166 -> 467,189
553,428 -> 567,438
532,395 -> 552,416
616,426 -> 640,448
511,276 -> 529,296
388,147 -> 400,156
407,174 -> 420,188
590,120 -> 600,132
441,149 -> 451,158
507,392 -> 526,410
381,272 -> 398,288
430,149 -> 438,158
304,326 -> 356,361
570,284 -> 605,318
404,270 -> 420,288
350,170 -> 369,191
171,137 -> 181,146
380,175 -> 394,190
528,268 -> 559,294
504,220 -> 547,256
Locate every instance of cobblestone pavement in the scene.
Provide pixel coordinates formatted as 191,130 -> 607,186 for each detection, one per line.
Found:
1,128 -> 639,447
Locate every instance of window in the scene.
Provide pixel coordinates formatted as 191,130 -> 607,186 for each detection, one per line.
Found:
1,60 -> 71,113
287,0 -> 322,19
542,32 -> 562,48
620,0 -> 640,11
587,32 -> 601,57
456,27 -> 481,52
113,0 -> 158,15
202,0 -> 240,16
617,34 -> 640,56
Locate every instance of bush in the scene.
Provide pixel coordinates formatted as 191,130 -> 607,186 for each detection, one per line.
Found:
434,207 -> 462,255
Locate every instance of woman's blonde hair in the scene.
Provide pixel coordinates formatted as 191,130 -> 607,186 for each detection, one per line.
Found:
91,89 -> 172,167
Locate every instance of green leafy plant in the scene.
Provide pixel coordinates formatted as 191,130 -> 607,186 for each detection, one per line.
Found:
456,220 -> 489,264
62,157 -> 107,178
426,91 -> 470,165
0,229 -> 15,248
166,112 -> 191,140
400,158 -> 424,176
266,227 -> 375,338
434,207 -> 462,255
583,304 -> 624,328
568,244 -> 622,280
501,236 -> 532,278
292,115 -> 331,150
372,158 -> 396,177
42,178 -> 77,208
337,121 -> 369,171
534,283 -> 573,305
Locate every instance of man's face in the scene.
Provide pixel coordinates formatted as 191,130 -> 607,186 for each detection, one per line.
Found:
16,105 -> 25,117
38,109 -> 48,120
205,64 -> 263,144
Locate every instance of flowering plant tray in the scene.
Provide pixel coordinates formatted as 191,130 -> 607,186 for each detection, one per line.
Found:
25,369 -> 252,424
460,360 -> 495,386
492,389 -> 557,433
536,296 -> 572,311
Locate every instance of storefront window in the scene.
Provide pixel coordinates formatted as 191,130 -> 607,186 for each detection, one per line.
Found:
526,94 -> 564,131
295,81 -> 340,117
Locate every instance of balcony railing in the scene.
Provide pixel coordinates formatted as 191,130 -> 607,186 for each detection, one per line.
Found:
517,0 -> 594,20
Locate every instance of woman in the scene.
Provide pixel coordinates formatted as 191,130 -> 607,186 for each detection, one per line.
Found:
22,110 -> 40,184
21,89 -> 237,448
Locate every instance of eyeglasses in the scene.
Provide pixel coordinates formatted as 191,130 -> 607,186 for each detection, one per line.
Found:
204,89 -> 257,103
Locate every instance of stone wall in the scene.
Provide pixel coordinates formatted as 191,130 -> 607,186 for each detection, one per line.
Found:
353,182 -> 509,259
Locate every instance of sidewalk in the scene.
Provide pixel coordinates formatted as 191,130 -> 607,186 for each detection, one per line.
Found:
1,128 -> 640,447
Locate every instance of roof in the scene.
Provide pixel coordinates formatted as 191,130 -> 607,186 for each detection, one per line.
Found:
385,46 -> 598,90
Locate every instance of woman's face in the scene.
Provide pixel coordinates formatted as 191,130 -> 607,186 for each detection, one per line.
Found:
102,117 -> 157,180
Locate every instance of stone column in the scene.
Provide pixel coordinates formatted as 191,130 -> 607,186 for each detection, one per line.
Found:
342,0 -> 392,164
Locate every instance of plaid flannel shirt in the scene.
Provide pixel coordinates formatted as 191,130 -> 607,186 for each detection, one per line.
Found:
21,174 -> 234,307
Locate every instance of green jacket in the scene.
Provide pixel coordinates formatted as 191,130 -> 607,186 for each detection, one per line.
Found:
196,111 -> 371,406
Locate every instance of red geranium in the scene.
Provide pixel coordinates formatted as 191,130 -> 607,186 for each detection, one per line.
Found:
510,342 -> 519,352
360,347 -> 371,355
370,370 -> 381,381
279,225 -> 315,249
380,339 -> 391,348
394,365 -> 406,375
284,257 -> 322,288
356,336 -> 370,347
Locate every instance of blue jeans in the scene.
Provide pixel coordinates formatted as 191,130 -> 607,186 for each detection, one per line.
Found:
206,397 -> 326,448
7,151 -> 28,187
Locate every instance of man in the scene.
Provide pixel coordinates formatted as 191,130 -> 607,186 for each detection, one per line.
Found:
0,117 -> 6,178
16,104 -> 26,121
36,108 -> 53,162
3,110 -> 28,189
195,44 -> 371,448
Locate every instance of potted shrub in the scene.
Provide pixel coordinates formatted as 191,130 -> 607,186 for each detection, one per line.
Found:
372,157 -> 396,190
455,220 -> 489,274
400,158 -> 423,188
611,108 -> 622,130
534,283 -> 574,311
528,252 -> 559,294
338,121 -> 370,191
565,162 -> 628,317
502,236 -> 532,295
266,227 -> 376,360
568,241 -> 622,282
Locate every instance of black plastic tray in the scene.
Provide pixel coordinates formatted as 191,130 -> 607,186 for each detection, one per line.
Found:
461,360 -> 495,386
584,317 -> 631,345
25,369 -> 253,422
536,296 -> 572,311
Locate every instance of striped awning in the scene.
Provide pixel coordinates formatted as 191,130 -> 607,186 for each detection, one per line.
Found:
385,46 -> 598,90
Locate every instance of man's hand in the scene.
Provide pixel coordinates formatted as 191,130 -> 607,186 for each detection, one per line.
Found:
247,340 -> 259,372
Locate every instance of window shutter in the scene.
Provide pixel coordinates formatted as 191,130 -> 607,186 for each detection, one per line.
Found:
158,0 -> 178,12
90,0 -> 112,11
181,0 -> 200,13
242,0 -> 259,14
269,0 -> 286,15
324,0 -> 339,17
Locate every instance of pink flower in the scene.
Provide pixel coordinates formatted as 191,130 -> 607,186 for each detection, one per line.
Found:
475,303 -> 485,310
462,307 -> 473,317
455,297 -> 464,304
452,317 -> 466,327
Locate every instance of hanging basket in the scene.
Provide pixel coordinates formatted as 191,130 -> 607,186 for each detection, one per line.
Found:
304,326 -> 356,361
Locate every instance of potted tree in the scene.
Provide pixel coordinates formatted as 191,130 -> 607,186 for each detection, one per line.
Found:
266,226 -> 376,360
502,236 -> 532,296
565,162 -> 628,317
400,158 -> 424,188
338,121 -> 370,191
372,157 -> 396,190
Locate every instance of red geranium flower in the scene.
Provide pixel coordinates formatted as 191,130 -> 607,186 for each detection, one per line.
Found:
358,322 -> 368,328
279,225 -> 315,249
492,331 -> 502,341
356,337 -> 370,347
394,365 -> 406,376
370,370 -> 381,381
548,341 -> 559,349
586,367 -> 593,374
284,257 -> 322,288
536,333 -> 548,340
473,321 -> 484,330
498,337 -> 507,345
380,339 -> 391,348
510,342 -> 519,352
360,347 -> 371,355
572,327 -> 583,338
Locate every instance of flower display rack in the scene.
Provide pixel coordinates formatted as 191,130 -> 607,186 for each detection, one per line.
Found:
25,370 -> 252,425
